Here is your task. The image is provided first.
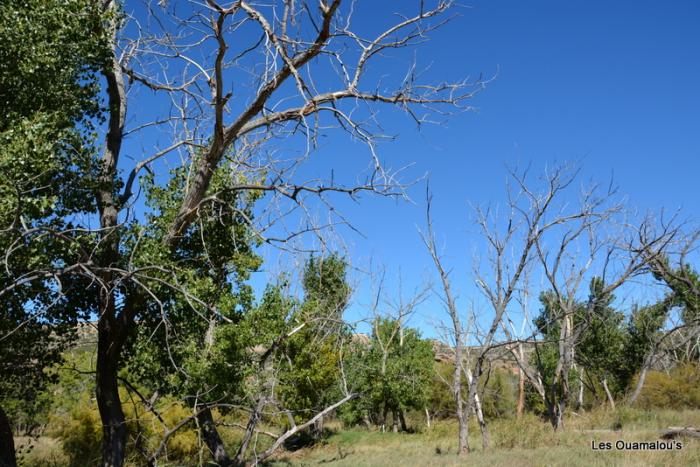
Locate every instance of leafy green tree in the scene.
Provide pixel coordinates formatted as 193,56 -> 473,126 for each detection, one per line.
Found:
0,1 -> 107,464
532,278 -> 627,416
576,278 -> 627,400
345,319 -> 434,432
278,255 -> 351,432
122,161 -> 264,463
2,0 -> 473,463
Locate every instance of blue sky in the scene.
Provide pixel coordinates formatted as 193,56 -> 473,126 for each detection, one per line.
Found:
120,1 -> 700,337
307,0 -> 700,335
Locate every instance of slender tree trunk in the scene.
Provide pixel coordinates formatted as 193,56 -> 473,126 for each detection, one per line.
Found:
465,368 -> 490,449
312,415 -> 325,439
0,405 -> 16,467
576,372 -> 584,410
197,407 -> 232,467
391,410 -> 399,433
95,3 -> 129,464
454,345 -> 468,455
457,409 -> 469,455
629,353 -> 653,405
602,378 -> 616,410
424,407 -> 431,429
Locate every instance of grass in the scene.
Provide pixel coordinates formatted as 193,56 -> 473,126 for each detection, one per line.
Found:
269,409 -> 700,467
17,409 -> 700,466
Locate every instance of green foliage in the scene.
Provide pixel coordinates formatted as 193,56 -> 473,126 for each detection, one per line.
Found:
0,0 -> 107,435
480,369 -> 518,420
0,0 -> 108,130
342,319 -> 435,429
427,362 -> 456,420
532,278 -> 633,408
123,158 -> 264,404
617,299 -> 670,389
278,255 -> 351,419
634,364 -> 700,410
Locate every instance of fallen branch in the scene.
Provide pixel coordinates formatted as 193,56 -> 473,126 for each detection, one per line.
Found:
660,427 -> 700,440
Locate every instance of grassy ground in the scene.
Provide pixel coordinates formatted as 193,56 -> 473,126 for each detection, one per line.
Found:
19,408 -> 700,466
270,409 -> 700,467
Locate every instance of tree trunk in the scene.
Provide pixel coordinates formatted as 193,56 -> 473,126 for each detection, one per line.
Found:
629,353 -> 653,404
391,410 -> 399,433
424,407 -> 431,429
362,412 -> 372,429
381,404 -> 389,433
602,378 -> 616,410
96,317 -> 128,467
0,405 -> 16,467
457,409 -> 469,455
197,407 -> 232,467
576,372 -> 584,410
454,345 -> 468,455
398,410 -> 408,432
465,368 -> 489,449
312,415 -> 324,439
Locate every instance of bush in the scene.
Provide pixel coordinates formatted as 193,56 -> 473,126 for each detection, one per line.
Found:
50,395 -> 102,466
49,391 -> 201,466
634,363 -> 700,409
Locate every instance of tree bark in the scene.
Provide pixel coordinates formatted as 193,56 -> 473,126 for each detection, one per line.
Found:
197,407 -> 232,467
629,349 -> 655,405
96,318 -> 128,467
381,404 -> 389,433
465,367 -> 490,449
602,378 -> 616,410
0,405 -> 16,467
629,361 -> 651,405
95,3 -> 129,465
576,372 -> 584,410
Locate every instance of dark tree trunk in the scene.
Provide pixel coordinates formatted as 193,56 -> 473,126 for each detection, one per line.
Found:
96,317 -> 128,467
0,405 -> 16,467
197,407 -> 232,467
398,410 -> 408,432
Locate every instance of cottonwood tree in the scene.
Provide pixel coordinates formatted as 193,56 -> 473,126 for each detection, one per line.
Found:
0,1 -> 108,465
421,191 -> 488,454
626,226 -> 700,402
4,1 -> 479,465
422,165 -> 594,453
524,172 -> 679,429
344,314 -> 435,433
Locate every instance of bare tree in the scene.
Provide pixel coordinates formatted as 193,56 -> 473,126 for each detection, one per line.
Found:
420,189 -> 472,454
421,164 -> 680,448
73,1 -> 483,465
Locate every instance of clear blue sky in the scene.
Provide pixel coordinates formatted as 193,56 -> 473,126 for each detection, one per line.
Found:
121,1 -> 700,337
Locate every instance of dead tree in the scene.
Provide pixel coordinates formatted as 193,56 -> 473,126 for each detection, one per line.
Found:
528,180 -> 678,429
77,1 -> 483,465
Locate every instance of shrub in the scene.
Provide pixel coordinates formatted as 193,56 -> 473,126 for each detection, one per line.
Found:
634,363 -> 700,409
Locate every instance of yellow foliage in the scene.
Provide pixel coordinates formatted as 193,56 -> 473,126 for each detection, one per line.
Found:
634,363 -> 700,409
